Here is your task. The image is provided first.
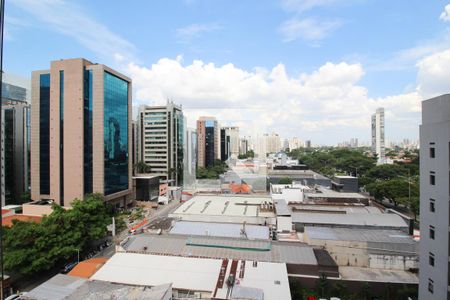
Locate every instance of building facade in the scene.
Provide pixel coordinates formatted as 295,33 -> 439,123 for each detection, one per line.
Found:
419,94 -> 450,299
183,127 -> 197,189
1,74 -> 31,206
31,58 -> 132,207
220,128 -> 230,162
221,126 -> 239,158
137,102 -> 184,185
196,116 -> 220,168
371,107 -> 385,164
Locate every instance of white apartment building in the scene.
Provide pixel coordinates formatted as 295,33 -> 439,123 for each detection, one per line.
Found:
137,101 -> 184,185
221,126 -> 239,158
371,107 -> 385,164
419,94 -> 450,300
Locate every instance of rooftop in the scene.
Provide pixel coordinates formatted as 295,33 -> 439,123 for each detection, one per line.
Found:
23,274 -> 172,300
120,234 -> 318,266
92,253 -> 221,292
68,257 -> 108,279
291,204 -> 382,214
292,212 -> 408,229
169,221 -> 270,240
304,188 -> 369,199
339,266 -> 419,284
2,214 -> 42,227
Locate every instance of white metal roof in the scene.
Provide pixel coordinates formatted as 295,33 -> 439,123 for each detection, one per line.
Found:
292,212 -> 408,228
92,253 -> 222,292
169,221 -> 270,240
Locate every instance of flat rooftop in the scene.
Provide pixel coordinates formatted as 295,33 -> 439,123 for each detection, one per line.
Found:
292,212 -> 408,229
92,253 -> 221,292
169,221 -> 270,240
120,234 -> 318,266
304,188 -> 369,199
171,195 -> 275,218
339,266 -> 419,284
92,253 -> 291,300
292,204 -> 382,214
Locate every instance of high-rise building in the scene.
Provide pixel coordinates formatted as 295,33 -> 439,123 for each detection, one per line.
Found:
371,107 -> 385,164
137,101 -> 184,185
221,126 -> 239,158
197,116 -> 220,168
266,133 -> 281,154
419,94 -> 450,299
31,58 -> 132,207
282,139 -> 289,151
239,137 -> 248,156
1,73 -> 31,206
305,140 -> 311,148
183,127 -> 197,188
289,137 -> 302,150
220,128 -> 230,162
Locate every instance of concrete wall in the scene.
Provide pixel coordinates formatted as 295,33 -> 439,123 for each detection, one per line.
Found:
22,203 -> 54,216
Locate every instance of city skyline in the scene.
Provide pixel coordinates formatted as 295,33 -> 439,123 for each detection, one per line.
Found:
4,1 -> 450,144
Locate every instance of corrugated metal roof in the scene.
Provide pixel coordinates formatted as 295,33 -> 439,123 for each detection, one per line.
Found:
122,234 -> 317,265
169,221 -> 269,240
292,213 -> 408,228
274,199 -> 291,216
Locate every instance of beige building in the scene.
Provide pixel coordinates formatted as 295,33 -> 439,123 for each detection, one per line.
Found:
31,58 -> 132,208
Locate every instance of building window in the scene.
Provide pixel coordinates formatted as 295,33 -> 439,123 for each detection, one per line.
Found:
430,147 -> 435,158
430,173 -> 435,185
430,199 -> 435,212
429,226 -> 435,239
39,73 -> 51,195
429,252 -> 435,266
428,278 -> 434,293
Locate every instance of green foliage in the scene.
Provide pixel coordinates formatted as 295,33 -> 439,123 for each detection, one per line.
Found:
21,192 -> 31,204
366,178 -> 419,207
134,161 -> 151,173
238,149 -> 255,159
278,177 -> 293,185
196,160 -> 228,179
3,193 -> 111,275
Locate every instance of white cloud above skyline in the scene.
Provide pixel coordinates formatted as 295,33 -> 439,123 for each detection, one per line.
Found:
175,23 -> 223,43
440,4 -> 450,22
281,0 -> 342,13
279,17 -> 342,43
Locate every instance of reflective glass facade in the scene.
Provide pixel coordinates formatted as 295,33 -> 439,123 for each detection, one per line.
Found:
84,69 -> 93,195
59,71 -> 64,205
104,71 -> 128,195
39,74 -> 50,194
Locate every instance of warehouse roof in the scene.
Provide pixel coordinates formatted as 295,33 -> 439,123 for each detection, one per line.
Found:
292,204 -> 381,214
339,266 -> 419,284
274,199 -> 291,216
292,212 -> 408,228
23,274 -> 172,300
92,253 -> 221,292
169,221 -> 270,240
120,234 -> 318,266
304,188 -> 369,199
171,195 -> 275,218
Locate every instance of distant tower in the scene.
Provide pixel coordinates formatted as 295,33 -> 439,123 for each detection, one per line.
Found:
371,107 -> 385,164
197,116 -> 220,167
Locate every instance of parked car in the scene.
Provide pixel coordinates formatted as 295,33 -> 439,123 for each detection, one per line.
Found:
61,262 -> 78,274
5,292 -> 26,300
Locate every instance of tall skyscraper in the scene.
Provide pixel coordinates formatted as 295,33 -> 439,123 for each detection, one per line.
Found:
221,126 -> 239,158
1,73 -> 31,206
31,58 -> 132,207
137,101 -> 184,185
220,128 -> 230,162
197,116 -> 220,168
239,137 -> 248,156
419,94 -> 450,299
266,133 -> 281,153
183,127 -> 197,188
371,107 -> 385,164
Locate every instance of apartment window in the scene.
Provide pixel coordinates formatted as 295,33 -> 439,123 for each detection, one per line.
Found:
430,173 -> 435,185
429,226 -> 435,239
429,252 -> 435,266
430,147 -> 435,158
428,278 -> 434,293
430,199 -> 435,212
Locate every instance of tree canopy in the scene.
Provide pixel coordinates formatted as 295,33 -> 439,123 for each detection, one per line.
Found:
3,193 -> 111,275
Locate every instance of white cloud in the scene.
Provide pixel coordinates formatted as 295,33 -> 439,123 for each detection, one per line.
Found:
279,17 -> 341,43
126,57 -> 421,141
10,0 -> 136,63
281,0 -> 341,13
440,4 -> 450,21
175,23 -> 222,43
416,49 -> 450,98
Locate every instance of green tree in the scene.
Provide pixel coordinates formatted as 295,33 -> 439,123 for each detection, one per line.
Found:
3,193 -> 111,275
278,177 -> 293,185
366,178 -> 418,207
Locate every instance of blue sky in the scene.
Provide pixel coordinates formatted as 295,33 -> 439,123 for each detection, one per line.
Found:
5,0 -> 450,145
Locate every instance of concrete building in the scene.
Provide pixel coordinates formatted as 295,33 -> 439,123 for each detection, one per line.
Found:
1,73 -> 31,206
197,116 -> 220,167
289,137 -> 302,150
137,102 -> 184,184
419,94 -> 450,299
239,137 -> 248,155
31,58 -> 132,207
265,133 -> 281,154
371,107 -> 385,164
222,126 -> 239,158
183,127 -> 196,189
